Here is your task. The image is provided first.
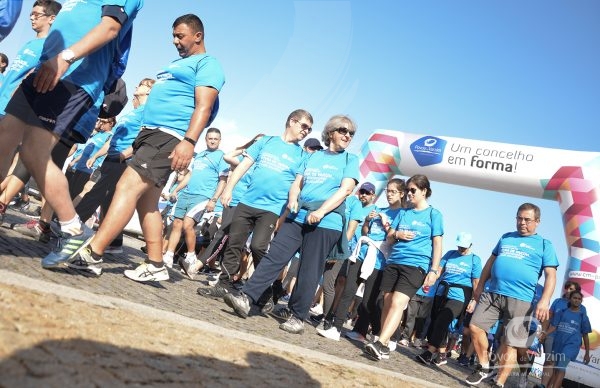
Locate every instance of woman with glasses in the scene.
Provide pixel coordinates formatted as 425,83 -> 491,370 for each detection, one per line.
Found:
364,174 -> 444,361
224,115 -> 360,335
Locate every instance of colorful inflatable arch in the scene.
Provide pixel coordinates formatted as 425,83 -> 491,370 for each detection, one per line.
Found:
359,130 -> 600,385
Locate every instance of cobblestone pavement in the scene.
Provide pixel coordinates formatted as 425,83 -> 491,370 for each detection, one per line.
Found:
0,207 -> 528,387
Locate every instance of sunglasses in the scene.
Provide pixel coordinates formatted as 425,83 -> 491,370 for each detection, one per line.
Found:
407,187 -> 419,194
292,118 -> 312,133
334,127 -> 355,137
358,189 -> 373,195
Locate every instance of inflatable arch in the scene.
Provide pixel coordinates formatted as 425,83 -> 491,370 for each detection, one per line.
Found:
359,130 -> 600,384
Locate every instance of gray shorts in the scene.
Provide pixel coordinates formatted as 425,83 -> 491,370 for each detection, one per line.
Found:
470,292 -> 534,348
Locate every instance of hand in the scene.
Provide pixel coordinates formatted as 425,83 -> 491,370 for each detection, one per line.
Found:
288,200 -> 299,214
396,229 -> 416,240
535,299 -> 551,322
220,189 -> 232,207
85,158 -> 95,169
205,200 -> 215,213
584,352 -> 590,364
466,299 -> 477,313
168,141 -> 194,171
423,272 -> 437,287
366,210 -> 378,221
33,54 -> 70,93
307,209 -> 325,225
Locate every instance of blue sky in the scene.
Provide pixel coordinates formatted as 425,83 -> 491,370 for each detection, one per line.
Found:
2,0 -> 599,300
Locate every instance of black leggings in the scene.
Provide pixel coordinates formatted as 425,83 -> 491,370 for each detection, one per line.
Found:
427,296 -> 465,348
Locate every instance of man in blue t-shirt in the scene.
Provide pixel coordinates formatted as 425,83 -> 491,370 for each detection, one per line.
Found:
0,0 -> 143,268
193,109 -> 311,300
0,0 -> 61,224
75,14 -> 225,284
162,128 -> 228,269
466,203 -> 558,387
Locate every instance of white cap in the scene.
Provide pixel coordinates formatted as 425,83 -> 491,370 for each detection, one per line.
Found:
456,232 -> 473,248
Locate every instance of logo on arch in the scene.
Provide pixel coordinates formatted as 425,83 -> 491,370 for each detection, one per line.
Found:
410,136 -> 447,167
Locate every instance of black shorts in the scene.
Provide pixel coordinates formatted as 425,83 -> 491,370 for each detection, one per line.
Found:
130,127 -> 179,187
5,73 -> 93,144
380,263 -> 426,297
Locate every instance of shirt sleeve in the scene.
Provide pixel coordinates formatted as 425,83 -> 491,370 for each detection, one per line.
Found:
195,56 -> 226,91
430,208 -> 444,237
472,255 -> 483,278
343,153 -> 360,183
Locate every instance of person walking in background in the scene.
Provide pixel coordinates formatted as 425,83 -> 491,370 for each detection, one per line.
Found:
416,232 -> 482,366
465,203 -> 558,387
74,14 -> 225,283
364,174 -> 444,361
224,115 -> 359,335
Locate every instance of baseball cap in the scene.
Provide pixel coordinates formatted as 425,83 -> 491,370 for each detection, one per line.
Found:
456,232 -> 473,248
304,138 -> 323,150
359,182 -> 376,194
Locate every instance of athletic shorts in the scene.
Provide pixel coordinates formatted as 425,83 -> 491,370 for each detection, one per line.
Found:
470,292 -> 534,348
5,73 -> 92,143
553,353 -> 572,371
380,263 -> 426,297
130,128 -> 179,187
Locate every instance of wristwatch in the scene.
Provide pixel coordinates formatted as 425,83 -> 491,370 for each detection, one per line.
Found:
210,198 -> 218,203
61,49 -> 76,64
429,269 -> 439,275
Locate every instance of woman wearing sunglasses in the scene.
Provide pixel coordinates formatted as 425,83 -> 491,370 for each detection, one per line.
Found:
364,174 -> 444,360
223,115 -> 360,334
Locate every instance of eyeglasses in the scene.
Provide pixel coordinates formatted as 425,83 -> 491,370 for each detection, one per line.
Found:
30,12 -> 48,19
407,187 -> 419,194
515,216 -> 536,224
334,127 -> 355,137
385,189 -> 401,195
292,118 -> 312,133
358,189 -> 373,195
98,119 -> 114,125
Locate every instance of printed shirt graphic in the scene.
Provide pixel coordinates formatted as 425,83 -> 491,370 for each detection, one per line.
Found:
183,149 -> 228,201
41,0 -> 143,101
108,105 -> 144,156
551,308 -> 592,359
0,37 -> 44,115
388,206 -> 444,271
240,136 -> 306,215
142,53 -> 225,137
436,250 -> 482,302
294,150 -> 360,231
489,232 -> 559,302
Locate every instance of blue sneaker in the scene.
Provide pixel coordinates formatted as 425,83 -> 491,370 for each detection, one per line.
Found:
42,224 -> 94,268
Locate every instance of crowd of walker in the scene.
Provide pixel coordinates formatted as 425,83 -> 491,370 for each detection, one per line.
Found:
0,2 -> 592,387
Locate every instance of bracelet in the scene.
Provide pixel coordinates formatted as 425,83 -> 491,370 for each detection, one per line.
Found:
183,137 -> 197,146
210,198 -> 218,202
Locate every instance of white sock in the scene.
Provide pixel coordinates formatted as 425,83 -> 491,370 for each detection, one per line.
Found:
481,363 -> 490,370
163,251 -> 174,260
59,216 -> 82,235
186,252 -> 197,261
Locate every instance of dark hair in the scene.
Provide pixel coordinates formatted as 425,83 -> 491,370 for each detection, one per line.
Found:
285,109 -> 313,129
173,14 -> 204,34
407,174 -> 432,198
206,127 -> 221,136
564,281 -> 581,292
517,203 -> 540,220
567,290 -> 583,308
34,0 -> 62,16
0,53 -> 8,68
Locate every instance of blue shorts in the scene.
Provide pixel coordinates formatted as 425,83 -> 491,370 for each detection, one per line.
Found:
5,73 -> 93,144
553,353 -> 573,371
173,192 -> 208,219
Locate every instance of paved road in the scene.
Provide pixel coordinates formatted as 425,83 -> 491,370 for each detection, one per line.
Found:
0,207 -> 528,387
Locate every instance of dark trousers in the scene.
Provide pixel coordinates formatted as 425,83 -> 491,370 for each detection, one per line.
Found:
402,294 -> 434,340
199,205 -> 236,265
353,268 -> 384,336
220,203 -> 277,282
65,169 -> 91,199
243,219 -> 340,320
330,259 -> 363,330
427,296 -> 465,348
75,160 -> 127,245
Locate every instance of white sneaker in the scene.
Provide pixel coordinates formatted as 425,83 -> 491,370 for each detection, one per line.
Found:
124,262 -> 169,282
388,340 -> 397,352
317,326 -> 341,341
398,338 -> 410,347
162,252 -> 174,269
309,303 -> 323,316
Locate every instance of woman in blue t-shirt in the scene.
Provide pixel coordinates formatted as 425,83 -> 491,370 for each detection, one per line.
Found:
364,174 -> 444,361
223,115 -> 360,335
541,290 -> 591,388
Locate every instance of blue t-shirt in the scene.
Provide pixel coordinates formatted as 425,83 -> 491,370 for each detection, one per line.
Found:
551,308 -> 592,359
436,250 -> 482,303
229,156 -> 255,207
108,105 -> 144,156
387,206 -> 444,272
40,0 -> 142,101
488,232 -> 559,302
142,54 -> 225,137
240,136 -> 306,215
360,206 -> 402,270
73,130 -> 113,173
294,150 -> 360,231
0,37 -> 45,115
548,297 -> 587,338
348,200 -> 376,250
0,0 -> 22,42
182,149 -> 228,201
